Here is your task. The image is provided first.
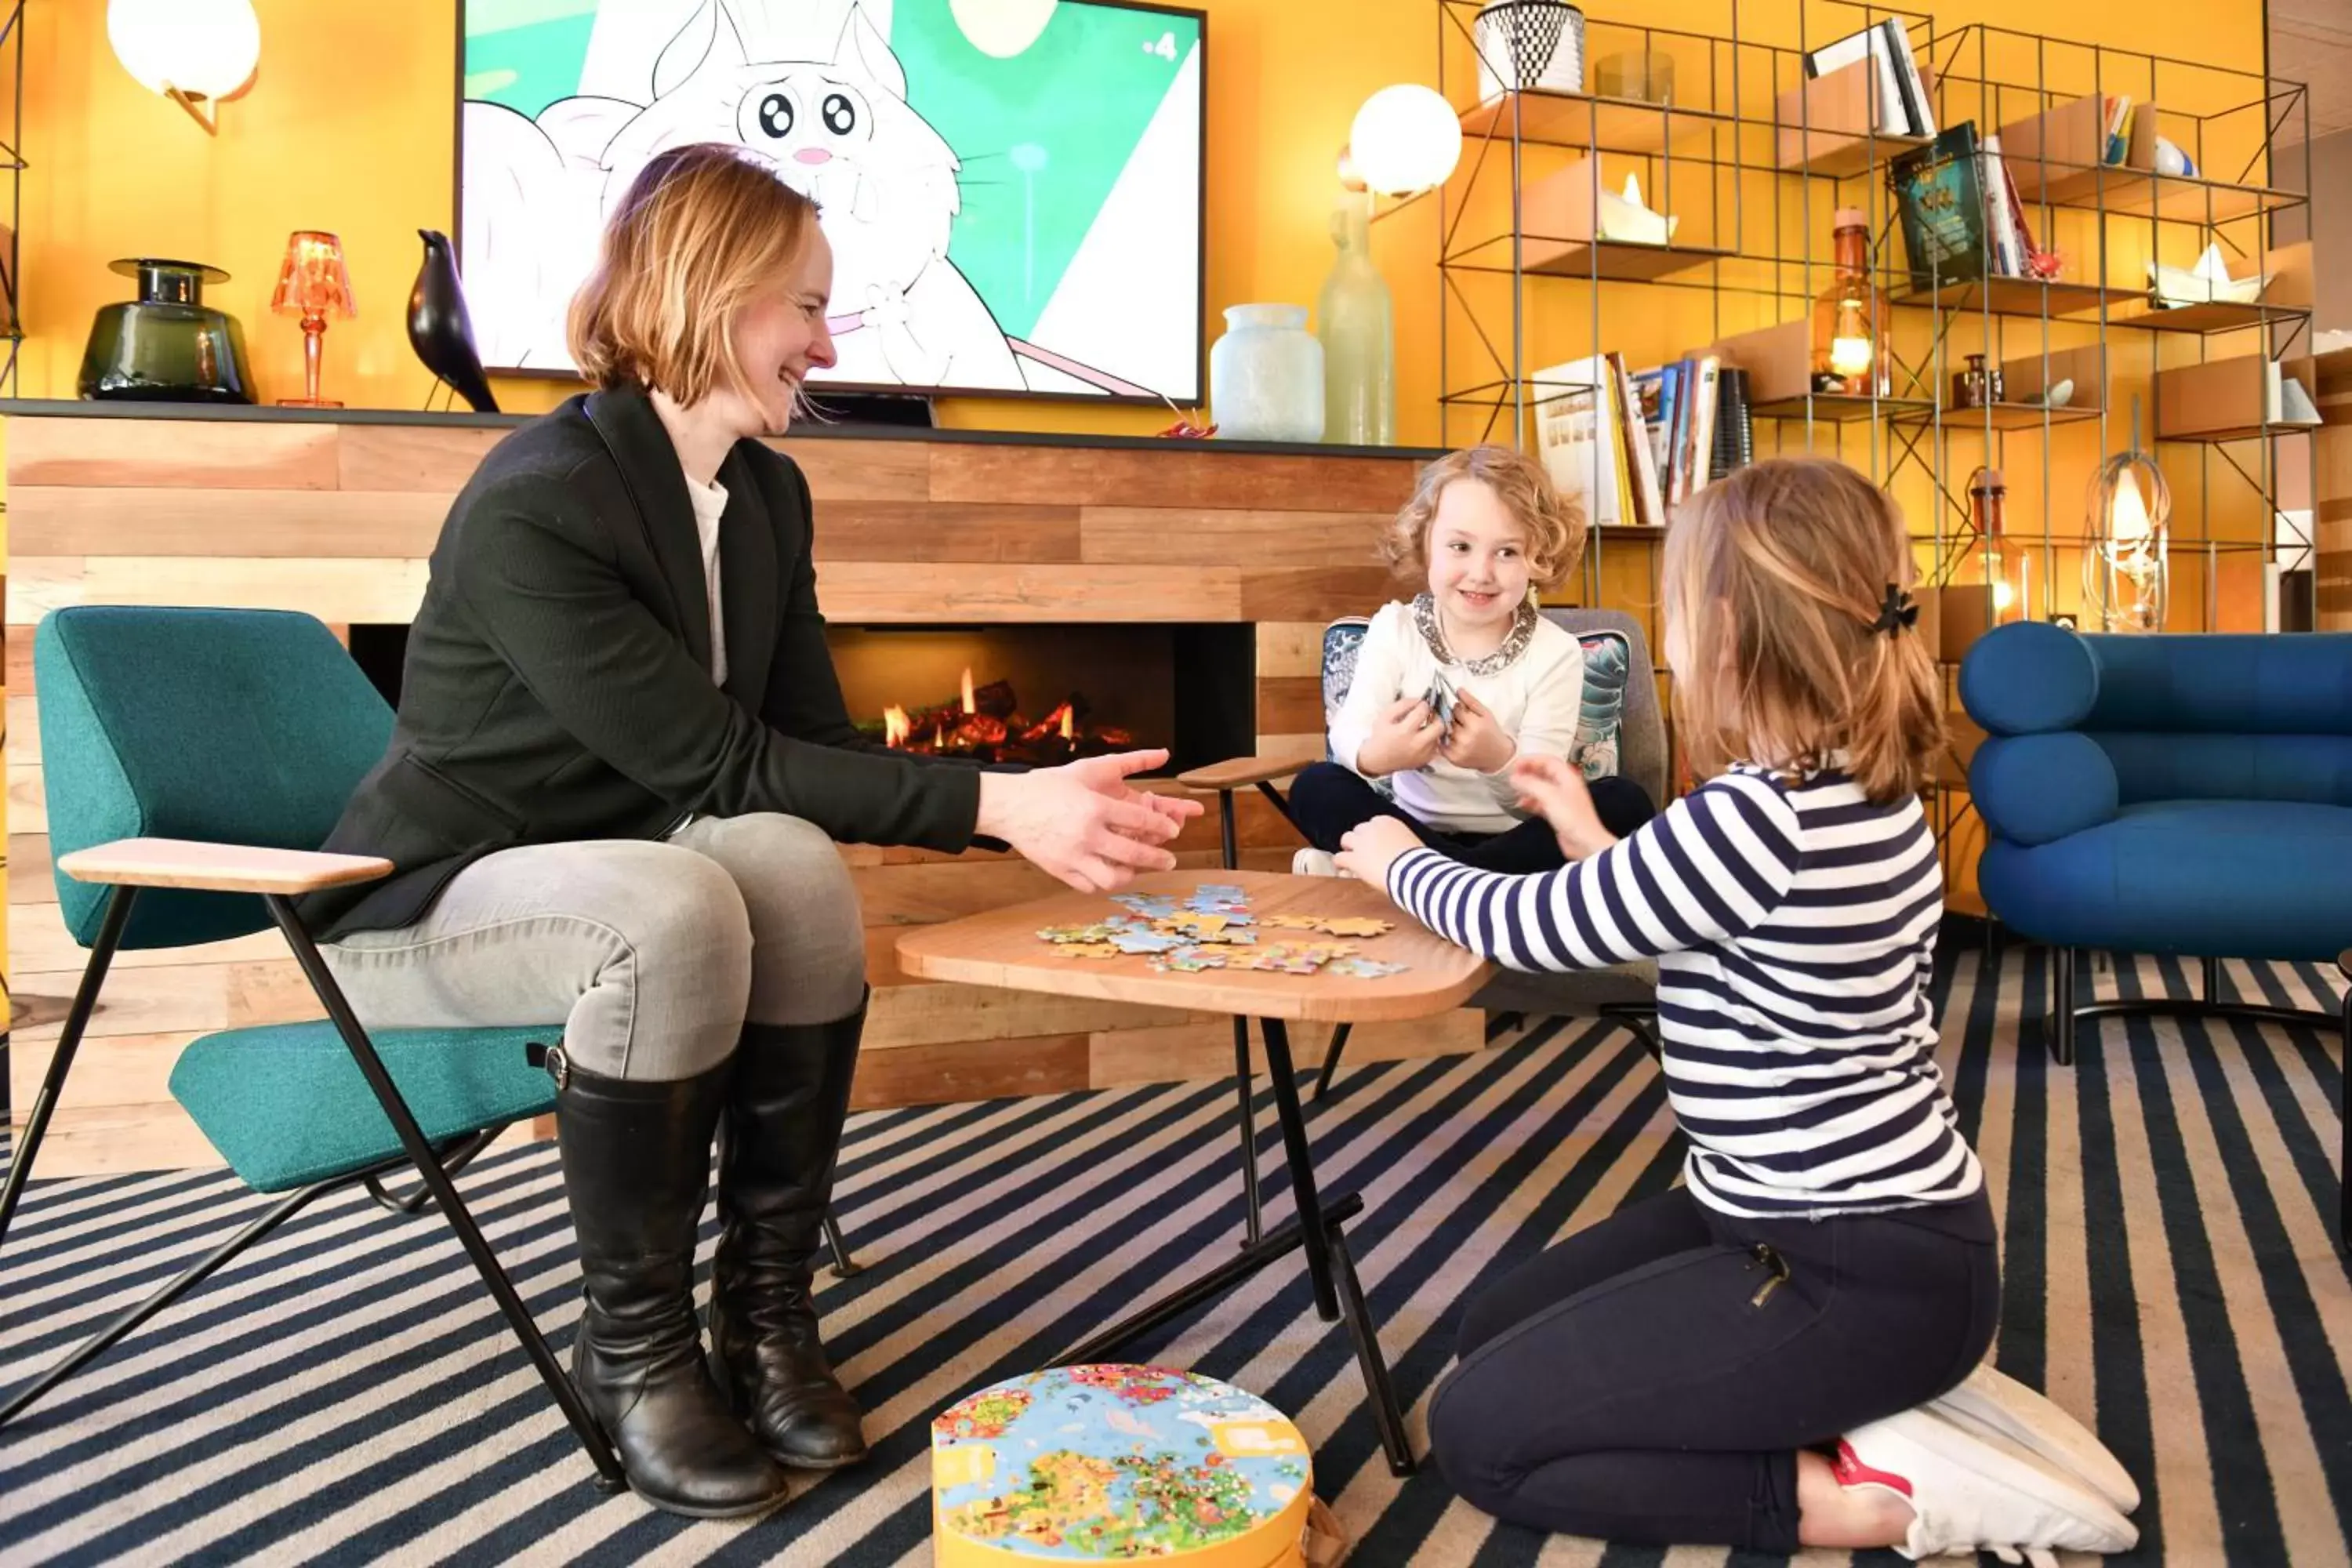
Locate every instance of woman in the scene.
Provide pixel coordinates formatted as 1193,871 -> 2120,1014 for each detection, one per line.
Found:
299,143 -> 1200,1519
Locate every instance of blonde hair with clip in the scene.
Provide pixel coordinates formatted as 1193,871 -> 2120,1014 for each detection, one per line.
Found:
1664,457 -> 1943,804
1381,445 -> 1586,591
568,142 -> 821,409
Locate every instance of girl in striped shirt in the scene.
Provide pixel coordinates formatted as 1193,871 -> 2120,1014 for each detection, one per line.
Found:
1337,459 -> 2139,1563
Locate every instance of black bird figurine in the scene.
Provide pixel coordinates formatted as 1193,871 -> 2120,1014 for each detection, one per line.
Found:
407,229 -> 499,413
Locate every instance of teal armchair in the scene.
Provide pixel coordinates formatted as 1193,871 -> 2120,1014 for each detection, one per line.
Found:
0,605 -> 626,1486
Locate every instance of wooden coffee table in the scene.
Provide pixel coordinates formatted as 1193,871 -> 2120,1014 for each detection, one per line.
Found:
897,869 -> 1491,1475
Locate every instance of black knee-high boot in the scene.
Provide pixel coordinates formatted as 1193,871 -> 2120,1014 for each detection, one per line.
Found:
555,1054 -> 790,1517
709,994 -> 869,1468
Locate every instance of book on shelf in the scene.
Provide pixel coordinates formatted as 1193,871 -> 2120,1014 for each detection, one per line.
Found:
1891,123 -> 2055,290
1531,358 -> 1624,530
2103,96 -> 2136,165
1806,20 -> 1934,137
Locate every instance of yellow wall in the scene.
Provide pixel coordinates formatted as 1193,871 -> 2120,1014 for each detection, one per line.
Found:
14,0 -> 2270,442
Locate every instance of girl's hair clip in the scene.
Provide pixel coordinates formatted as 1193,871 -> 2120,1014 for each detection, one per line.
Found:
1872,584 -> 1919,637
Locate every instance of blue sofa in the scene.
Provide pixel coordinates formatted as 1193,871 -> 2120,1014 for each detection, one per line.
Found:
1962,622 -> 2348,1243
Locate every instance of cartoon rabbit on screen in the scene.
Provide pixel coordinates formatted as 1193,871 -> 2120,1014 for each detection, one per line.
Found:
463,0 -> 1029,392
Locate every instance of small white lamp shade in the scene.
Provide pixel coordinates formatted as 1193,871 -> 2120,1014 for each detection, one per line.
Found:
948,0 -> 1059,59
1348,85 -> 1462,197
107,0 -> 260,102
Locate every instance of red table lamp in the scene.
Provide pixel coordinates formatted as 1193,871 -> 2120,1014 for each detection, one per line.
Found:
270,230 -> 356,408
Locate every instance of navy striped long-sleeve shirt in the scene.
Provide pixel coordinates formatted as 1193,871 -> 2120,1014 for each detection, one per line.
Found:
1388,764 -> 1983,1218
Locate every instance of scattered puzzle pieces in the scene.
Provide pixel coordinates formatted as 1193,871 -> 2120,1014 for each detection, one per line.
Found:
1260,913 -> 1396,938
1032,884 -> 1407,978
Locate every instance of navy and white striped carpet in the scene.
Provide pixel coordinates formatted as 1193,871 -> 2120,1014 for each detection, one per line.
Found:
2,944 -> 2347,1566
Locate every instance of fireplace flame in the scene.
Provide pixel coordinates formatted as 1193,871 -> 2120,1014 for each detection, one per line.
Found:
1059,705 -> 1074,741
882,705 -> 910,748
960,666 -> 976,715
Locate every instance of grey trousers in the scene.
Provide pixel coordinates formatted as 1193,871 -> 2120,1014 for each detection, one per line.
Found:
321,814 -> 866,1081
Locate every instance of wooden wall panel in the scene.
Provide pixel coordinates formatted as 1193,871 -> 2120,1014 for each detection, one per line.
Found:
815,563 -> 1241,623
9,417 -> 342,490
813,503 -> 1081,564
928,445 -> 1424,512
1080,508 -> 1391,567
11,488 -> 449,557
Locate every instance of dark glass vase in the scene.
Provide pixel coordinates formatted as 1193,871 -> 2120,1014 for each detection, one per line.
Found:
78,258 -> 255,404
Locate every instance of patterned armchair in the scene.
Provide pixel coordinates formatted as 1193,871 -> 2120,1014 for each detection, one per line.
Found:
1181,607 -> 1667,1092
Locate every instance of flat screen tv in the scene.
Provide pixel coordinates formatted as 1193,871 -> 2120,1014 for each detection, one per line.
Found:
458,0 -> 1205,404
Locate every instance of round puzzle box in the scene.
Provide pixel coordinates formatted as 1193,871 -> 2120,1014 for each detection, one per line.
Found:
931,1364 -> 1315,1565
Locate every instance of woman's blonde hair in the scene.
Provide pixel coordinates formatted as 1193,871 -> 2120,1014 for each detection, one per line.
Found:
568,143 -> 821,408
1381,445 -> 1586,590
1664,456 -> 1943,804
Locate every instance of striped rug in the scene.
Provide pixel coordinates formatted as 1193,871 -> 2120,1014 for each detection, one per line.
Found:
2,943 -> 2347,1566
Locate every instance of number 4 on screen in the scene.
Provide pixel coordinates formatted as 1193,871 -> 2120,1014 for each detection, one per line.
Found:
1144,31 -> 1178,60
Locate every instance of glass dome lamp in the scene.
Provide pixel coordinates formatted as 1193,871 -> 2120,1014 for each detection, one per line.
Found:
1348,85 -> 1462,198
107,0 -> 260,135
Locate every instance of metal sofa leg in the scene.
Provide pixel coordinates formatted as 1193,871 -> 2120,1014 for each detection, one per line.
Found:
2050,947 -> 2078,1068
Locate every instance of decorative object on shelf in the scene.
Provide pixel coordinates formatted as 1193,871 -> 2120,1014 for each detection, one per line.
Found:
2152,134 -> 2196,178
1952,353 -> 1992,410
1210,304 -> 1324,444
1969,465 -> 2015,613
106,0 -> 260,136
1812,208 -> 1890,397
1597,173 -> 1677,245
270,231 -> 357,408
77,257 -> 253,404
1709,367 -> 1754,481
2084,397 -> 2169,633
2149,241 -> 2263,309
1891,125 -> 1990,291
1594,50 -> 1673,103
408,230 -> 499,414
1472,1 -> 1584,100
1318,187 -> 1393,445
1348,85 -> 1462,198
2024,378 -> 2075,409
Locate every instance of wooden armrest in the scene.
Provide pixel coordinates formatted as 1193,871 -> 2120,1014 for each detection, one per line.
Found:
1178,745 -> 1324,793
55,837 -> 394,895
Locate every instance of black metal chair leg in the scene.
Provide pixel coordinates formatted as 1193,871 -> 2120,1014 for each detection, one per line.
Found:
0,1157 -> 376,1429
1312,1022 -> 1353,1102
263,896 -> 626,1492
1234,1017 -> 1262,1247
823,1208 -> 861,1278
365,1126 -> 502,1215
1,887 -> 138,1259
1600,1003 -> 1662,1062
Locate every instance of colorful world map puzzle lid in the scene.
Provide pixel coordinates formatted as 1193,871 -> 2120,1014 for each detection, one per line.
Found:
931,1365 -> 1314,1565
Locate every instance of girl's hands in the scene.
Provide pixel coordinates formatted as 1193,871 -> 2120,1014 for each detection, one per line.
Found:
1440,688 -> 1517,775
1357,695 -> 1444,778
1512,752 -> 1616,861
1333,815 -> 1425,893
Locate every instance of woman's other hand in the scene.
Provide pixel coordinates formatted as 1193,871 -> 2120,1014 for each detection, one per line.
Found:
976,750 -> 1203,892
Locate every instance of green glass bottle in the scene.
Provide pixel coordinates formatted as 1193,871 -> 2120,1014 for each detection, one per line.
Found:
1317,190 -> 1393,446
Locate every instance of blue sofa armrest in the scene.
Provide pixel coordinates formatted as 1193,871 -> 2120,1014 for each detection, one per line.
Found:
1969,733 -> 2119,845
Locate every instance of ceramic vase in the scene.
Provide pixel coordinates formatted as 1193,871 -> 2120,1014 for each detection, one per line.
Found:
1210,304 -> 1323,443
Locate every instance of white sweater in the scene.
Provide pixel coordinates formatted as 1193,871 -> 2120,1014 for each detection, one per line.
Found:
1327,601 -> 1585,835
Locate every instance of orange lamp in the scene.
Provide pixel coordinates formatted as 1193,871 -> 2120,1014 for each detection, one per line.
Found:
270,230 -> 355,408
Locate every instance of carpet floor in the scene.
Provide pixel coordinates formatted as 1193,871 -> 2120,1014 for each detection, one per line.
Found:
1,943 -> 2347,1566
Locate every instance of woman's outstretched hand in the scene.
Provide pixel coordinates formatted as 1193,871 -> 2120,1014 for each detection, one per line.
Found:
976,749 -> 1205,892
